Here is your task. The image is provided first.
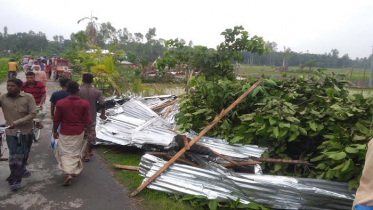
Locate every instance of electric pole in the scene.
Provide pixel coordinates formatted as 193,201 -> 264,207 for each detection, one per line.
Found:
370,46 -> 373,88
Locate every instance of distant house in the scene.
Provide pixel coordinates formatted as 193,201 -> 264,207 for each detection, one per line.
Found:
120,60 -> 132,67
86,49 -> 113,54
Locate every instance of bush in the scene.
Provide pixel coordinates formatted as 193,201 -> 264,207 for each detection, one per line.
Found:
176,69 -> 373,189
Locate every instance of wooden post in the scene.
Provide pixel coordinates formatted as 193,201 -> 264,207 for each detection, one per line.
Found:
362,69 -> 366,94
350,67 -> 354,83
130,78 -> 264,196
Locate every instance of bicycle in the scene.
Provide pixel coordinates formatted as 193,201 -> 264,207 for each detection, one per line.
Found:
33,106 -> 45,142
0,124 -> 9,161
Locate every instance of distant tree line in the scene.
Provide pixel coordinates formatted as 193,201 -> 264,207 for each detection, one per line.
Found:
0,26 -> 69,57
241,42 -> 372,69
1,24 -> 372,69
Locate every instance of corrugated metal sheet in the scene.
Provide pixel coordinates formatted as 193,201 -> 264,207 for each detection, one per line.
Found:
96,99 -> 267,159
139,154 -> 355,210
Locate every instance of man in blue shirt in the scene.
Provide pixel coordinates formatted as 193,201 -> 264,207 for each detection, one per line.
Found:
50,78 -> 70,118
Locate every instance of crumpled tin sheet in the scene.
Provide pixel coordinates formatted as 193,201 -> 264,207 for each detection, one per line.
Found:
96,100 -> 177,149
139,154 -> 355,210
96,99 -> 267,159
186,132 -> 266,159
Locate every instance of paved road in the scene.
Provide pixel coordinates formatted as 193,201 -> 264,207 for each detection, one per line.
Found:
0,74 -> 139,210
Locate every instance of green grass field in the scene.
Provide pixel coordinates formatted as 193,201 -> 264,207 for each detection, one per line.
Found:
97,147 -> 200,210
0,58 -> 11,82
239,65 -> 370,82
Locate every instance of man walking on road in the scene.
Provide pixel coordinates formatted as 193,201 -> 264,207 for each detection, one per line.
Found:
78,73 -> 106,162
0,79 -> 36,191
53,81 -> 92,186
7,59 -> 18,79
50,78 -> 70,118
22,72 -> 46,129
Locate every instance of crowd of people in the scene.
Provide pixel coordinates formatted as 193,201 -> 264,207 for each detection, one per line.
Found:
0,71 -> 105,190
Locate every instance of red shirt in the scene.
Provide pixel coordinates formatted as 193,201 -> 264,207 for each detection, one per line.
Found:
22,81 -> 46,104
53,96 -> 91,135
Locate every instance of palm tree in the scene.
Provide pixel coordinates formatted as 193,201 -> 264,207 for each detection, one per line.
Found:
77,12 -> 99,46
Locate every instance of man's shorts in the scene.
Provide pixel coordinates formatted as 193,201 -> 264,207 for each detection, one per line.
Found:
84,123 -> 96,145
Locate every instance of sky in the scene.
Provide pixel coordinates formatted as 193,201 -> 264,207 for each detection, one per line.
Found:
1,0 -> 373,58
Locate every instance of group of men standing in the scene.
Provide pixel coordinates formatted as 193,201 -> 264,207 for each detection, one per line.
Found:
0,73 -> 105,190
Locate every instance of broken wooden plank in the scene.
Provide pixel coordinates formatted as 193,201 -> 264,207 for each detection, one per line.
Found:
162,102 -> 177,119
151,100 -> 176,111
168,129 -> 240,167
113,164 -> 139,171
146,152 -> 201,168
130,78 -> 264,196
257,158 -> 310,165
220,161 -> 262,167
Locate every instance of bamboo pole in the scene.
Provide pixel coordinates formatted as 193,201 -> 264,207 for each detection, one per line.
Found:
130,78 -> 264,196
113,164 -> 139,171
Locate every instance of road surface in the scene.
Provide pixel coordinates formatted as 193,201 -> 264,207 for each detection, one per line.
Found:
0,74 -> 138,210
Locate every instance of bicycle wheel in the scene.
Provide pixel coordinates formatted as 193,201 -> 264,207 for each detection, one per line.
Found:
34,128 -> 41,142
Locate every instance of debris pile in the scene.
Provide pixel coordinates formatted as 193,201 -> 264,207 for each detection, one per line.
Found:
97,94 -> 355,209
139,154 -> 355,210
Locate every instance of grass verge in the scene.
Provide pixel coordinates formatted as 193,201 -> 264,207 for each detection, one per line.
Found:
96,146 -> 201,210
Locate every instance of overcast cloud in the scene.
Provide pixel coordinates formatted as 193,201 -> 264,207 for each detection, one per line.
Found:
1,0 -> 373,58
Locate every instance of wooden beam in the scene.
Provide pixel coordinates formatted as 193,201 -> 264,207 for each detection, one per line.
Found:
220,161 -> 261,167
113,164 -> 139,171
168,128 -> 240,166
257,158 -> 310,165
151,101 -> 176,111
162,101 -> 177,119
130,78 -> 264,196
146,152 -> 201,168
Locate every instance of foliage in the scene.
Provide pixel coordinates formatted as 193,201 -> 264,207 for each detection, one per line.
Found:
175,195 -> 269,210
155,26 -> 269,80
176,69 -> 373,189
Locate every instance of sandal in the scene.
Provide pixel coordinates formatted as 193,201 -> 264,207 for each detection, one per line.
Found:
62,175 -> 72,186
83,156 -> 90,162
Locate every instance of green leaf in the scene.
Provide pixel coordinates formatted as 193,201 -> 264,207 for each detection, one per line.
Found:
240,113 -> 255,121
353,134 -> 366,141
208,200 -> 218,210
289,132 -> 298,141
269,117 -> 277,125
279,123 -> 290,128
356,122 -> 370,135
180,194 -> 196,201
316,163 -> 326,169
299,127 -> 307,135
328,152 -> 346,160
273,127 -> 279,138
348,179 -> 359,191
230,136 -> 243,144
310,155 -> 324,162
273,163 -> 282,172
309,121 -> 317,131
345,147 -> 359,154
342,159 -> 353,172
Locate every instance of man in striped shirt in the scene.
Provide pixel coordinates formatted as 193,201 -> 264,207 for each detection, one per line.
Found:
22,72 -> 46,129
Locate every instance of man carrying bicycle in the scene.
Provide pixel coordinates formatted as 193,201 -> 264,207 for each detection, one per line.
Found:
0,78 -> 37,191
22,72 -> 46,129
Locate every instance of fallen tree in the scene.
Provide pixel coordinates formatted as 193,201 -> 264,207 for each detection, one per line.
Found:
176,69 -> 373,189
